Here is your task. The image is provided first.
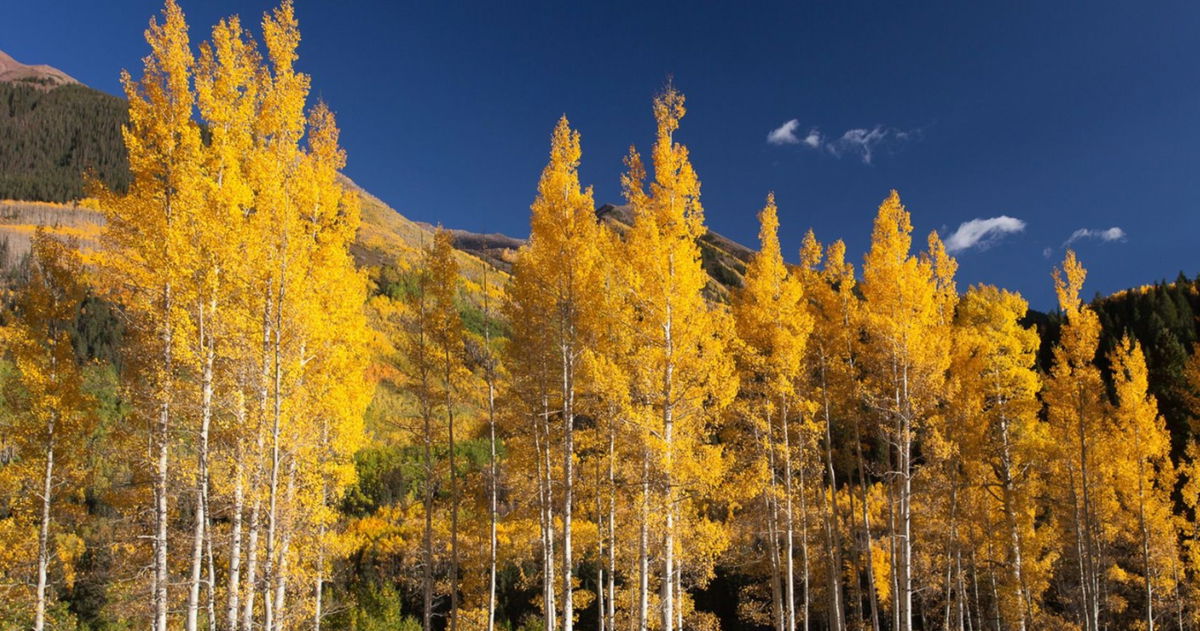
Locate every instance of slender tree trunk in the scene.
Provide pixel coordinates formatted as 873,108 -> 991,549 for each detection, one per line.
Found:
33,415 -> 55,631
244,496 -> 262,631
423,400 -> 434,631
562,337 -> 575,631
265,278 -> 285,631
228,433 -> 245,631
314,491 -> 327,631
781,405 -> 797,631
1075,397 -> 1099,631
447,356 -> 460,631
154,282 -> 174,631
1136,442 -> 1154,631
205,491 -> 217,631
662,303 -> 675,631
854,420 -> 881,631
484,276 -> 499,631
272,462 -> 295,631
596,461 -> 605,631
245,296 -> 271,631
607,422 -> 617,631
942,479 -> 961,631
888,430 -> 900,631
639,447 -> 650,631
955,545 -> 967,631
541,394 -> 558,631
818,354 -> 845,631
998,412 -> 1029,631
798,445 -> 811,631
189,308 -> 216,631
487,369 -> 498,631
898,364 -> 914,631
762,423 -> 784,631
1067,464 -> 1091,631
845,473 -> 864,630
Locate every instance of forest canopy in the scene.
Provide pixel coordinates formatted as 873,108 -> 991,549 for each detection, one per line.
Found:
3,3 -> 1200,631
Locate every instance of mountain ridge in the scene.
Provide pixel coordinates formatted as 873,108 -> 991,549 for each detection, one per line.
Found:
0,49 -> 80,88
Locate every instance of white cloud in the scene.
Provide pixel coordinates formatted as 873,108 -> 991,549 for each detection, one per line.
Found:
1042,247 -> 1053,259
944,216 -> 1026,253
769,120 -> 918,163
803,128 -> 822,148
1063,226 -> 1127,247
767,119 -> 801,145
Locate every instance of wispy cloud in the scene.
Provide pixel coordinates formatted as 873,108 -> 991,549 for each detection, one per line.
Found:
768,121 -> 917,164
1063,227 -> 1126,248
944,216 -> 1026,253
827,126 -> 907,164
767,119 -> 802,145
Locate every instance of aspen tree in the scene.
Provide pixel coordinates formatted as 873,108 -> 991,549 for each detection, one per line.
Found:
577,224 -> 634,631
504,250 -> 561,630
622,87 -> 737,631
293,101 -> 371,631
802,232 -> 882,631
798,232 -> 853,631
428,228 -> 467,631
400,229 -> 467,631
1043,251 -> 1113,631
191,15 -> 258,631
950,285 -> 1048,630
859,191 -> 953,631
509,115 -> 607,631
1110,336 -> 1178,631
400,248 -> 441,631
97,2 -> 203,626
2,232 -> 94,631
733,194 -> 812,631
480,270 -> 502,631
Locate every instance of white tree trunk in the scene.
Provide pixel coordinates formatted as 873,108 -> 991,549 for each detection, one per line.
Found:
562,338 -> 575,631
33,416 -> 55,631
228,436 -> 245,631
188,310 -> 215,631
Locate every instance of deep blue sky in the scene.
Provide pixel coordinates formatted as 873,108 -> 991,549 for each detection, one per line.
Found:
5,1 -> 1199,308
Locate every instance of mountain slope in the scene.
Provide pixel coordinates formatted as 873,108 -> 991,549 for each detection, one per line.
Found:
0,52 -> 763,297
0,54 -> 130,202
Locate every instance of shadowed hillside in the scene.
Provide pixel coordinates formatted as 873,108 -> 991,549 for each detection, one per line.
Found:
0,54 -> 129,202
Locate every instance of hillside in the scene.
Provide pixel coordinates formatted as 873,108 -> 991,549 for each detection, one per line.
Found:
0,199 -> 104,267
0,71 -> 130,202
0,51 -> 768,297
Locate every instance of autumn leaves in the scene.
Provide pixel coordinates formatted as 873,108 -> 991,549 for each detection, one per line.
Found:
94,1 -> 368,630
491,89 -> 1183,631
